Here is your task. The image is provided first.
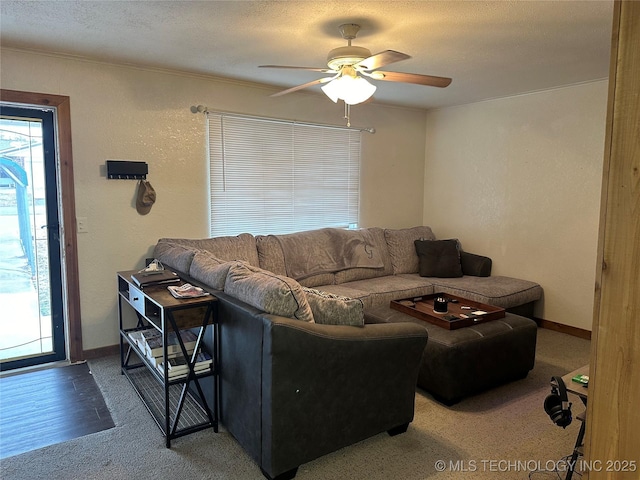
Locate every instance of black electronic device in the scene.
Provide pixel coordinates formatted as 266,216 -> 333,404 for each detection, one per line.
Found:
544,376 -> 573,428
106,160 -> 148,180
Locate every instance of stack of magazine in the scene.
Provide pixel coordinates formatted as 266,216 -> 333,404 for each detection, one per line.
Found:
160,351 -> 213,379
167,283 -> 210,299
127,327 -> 212,380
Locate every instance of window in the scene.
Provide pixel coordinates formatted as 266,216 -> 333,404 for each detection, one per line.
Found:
207,112 -> 361,236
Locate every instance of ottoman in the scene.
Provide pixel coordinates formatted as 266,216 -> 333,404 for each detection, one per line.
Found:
365,306 -> 538,405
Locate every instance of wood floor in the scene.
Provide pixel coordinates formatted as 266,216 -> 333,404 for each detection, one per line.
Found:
0,362 -> 114,459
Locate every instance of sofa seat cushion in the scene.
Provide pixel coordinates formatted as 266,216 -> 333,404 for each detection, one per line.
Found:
421,274 -> 543,309
224,262 -> 314,322
323,275 -> 435,310
310,284 -> 371,302
303,288 -> 365,327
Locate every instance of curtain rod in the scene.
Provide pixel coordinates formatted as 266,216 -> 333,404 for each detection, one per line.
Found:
190,105 -> 376,134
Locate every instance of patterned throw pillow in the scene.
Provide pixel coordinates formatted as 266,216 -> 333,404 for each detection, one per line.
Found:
303,288 -> 364,327
224,262 -> 314,322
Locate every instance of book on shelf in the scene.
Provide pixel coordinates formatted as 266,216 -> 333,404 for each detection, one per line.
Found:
137,329 -> 160,354
129,327 -> 199,367
163,368 -> 209,381
131,270 -> 180,288
127,327 -> 158,350
127,330 -> 146,347
145,329 -> 198,358
167,283 -> 210,299
144,349 -> 185,368
157,359 -> 212,379
166,351 -> 213,372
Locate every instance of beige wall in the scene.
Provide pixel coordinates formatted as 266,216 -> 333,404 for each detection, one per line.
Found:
1,48 -> 427,350
423,81 -> 608,330
1,47 -> 608,348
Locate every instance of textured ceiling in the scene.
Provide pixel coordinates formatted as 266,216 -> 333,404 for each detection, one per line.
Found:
0,1 -> 614,109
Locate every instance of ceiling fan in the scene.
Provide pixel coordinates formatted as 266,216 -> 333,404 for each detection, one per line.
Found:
259,23 -> 452,106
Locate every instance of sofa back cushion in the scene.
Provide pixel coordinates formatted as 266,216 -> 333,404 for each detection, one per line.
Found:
152,241 -> 198,273
157,233 -> 259,266
224,262 -> 314,322
189,251 -> 234,290
334,227 -> 393,284
256,234 -> 287,275
384,226 -> 436,274
256,234 -> 336,287
257,228 -> 386,283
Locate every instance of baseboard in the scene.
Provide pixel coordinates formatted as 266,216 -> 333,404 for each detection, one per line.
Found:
535,318 -> 592,340
82,344 -> 119,360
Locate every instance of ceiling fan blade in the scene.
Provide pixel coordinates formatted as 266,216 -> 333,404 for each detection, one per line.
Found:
374,71 -> 452,88
270,77 -> 333,97
355,50 -> 411,71
259,65 -> 334,73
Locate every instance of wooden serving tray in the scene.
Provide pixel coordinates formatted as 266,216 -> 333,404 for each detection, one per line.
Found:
390,293 -> 505,330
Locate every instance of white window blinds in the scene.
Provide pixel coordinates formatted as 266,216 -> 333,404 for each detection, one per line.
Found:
207,112 -> 361,237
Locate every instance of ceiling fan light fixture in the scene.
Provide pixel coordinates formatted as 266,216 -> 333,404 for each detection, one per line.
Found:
326,46 -> 372,71
321,74 -> 377,105
262,22 -> 451,107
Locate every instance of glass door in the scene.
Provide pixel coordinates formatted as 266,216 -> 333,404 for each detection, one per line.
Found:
0,106 -> 66,370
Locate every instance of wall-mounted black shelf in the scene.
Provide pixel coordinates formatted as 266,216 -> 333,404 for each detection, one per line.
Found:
107,160 -> 148,180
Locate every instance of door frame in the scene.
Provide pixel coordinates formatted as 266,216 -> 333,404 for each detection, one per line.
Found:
1,89 -> 83,363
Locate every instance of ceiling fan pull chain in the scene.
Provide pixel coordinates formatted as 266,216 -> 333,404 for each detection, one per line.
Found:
344,102 -> 351,127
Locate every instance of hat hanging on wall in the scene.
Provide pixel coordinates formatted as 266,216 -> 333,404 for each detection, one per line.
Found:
136,180 -> 156,215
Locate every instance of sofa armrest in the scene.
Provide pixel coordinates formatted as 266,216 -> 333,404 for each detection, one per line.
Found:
260,315 -> 428,477
460,251 -> 492,277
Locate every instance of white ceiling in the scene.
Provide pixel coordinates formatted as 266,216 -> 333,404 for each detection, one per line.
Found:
0,1 -> 614,109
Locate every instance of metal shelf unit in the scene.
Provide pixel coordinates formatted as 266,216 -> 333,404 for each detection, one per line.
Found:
117,271 -> 218,447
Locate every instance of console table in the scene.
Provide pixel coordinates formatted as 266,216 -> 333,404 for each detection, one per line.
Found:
117,270 -> 218,447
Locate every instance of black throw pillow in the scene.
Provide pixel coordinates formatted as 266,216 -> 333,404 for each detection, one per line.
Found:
414,239 -> 463,278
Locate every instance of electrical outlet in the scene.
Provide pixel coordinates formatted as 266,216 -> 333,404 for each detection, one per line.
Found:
77,217 -> 88,233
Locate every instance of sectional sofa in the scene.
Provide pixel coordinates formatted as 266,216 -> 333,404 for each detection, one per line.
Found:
152,225 -> 542,479
157,226 -> 542,314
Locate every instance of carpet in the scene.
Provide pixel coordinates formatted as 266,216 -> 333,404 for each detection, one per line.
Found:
0,328 -> 590,480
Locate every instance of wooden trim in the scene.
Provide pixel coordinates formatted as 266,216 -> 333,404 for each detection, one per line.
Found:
534,318 -> 592,340
0,89 -> 83,362
586,2 -> 640,475
83,344 -> 120,360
